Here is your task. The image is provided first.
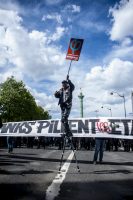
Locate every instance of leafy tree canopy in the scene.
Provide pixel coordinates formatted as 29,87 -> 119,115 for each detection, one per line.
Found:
0,76 -> 50,122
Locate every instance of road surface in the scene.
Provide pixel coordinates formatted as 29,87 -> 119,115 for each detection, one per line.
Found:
0,147 -> 133,200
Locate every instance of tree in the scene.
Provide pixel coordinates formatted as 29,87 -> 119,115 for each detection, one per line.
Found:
0,76 -> 50,122
35,106 -> 51,120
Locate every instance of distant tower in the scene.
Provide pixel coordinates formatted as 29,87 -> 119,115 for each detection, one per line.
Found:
78,88 -> 84,118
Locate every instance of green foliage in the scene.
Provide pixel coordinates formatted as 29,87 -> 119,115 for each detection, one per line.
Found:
0,76 -> 50,122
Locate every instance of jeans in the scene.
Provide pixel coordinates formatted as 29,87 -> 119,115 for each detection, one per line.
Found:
61,105 -> 72,137
93,138 -> 105,162
7,137 -> 14,153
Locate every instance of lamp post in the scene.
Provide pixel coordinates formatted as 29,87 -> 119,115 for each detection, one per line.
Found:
101,106 -> 112,117
78,88 -> 84,118
110,91 -> 126,118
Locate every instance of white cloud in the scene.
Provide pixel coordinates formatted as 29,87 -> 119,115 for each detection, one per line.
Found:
80,58 -> 133,117
121,37 -> 132,46
42,13 -> 63,24
86,58 -> 133,92
27,86 -> 61,117
0,9 -> 22,28
109,0 -> 133,41
0,9 -> 67,81
63,4 -> 80,13
42,4 -> 81,27
104,37 -> 133,62
49,26 -> 67,42
71,4 -> 80,13
104,59 -> 133,90
0,8 -> 71,118
0,0 -> 21,13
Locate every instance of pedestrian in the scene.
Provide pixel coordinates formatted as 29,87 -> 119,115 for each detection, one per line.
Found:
7,136 -> 14,153
93,138 -> 105,164
54,75 -> 75,137
0,117 -> 3,128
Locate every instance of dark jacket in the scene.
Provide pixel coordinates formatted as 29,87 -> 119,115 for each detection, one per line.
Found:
55,79 -> 75,107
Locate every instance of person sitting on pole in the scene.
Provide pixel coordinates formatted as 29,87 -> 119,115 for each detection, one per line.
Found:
54,75 -> 75,137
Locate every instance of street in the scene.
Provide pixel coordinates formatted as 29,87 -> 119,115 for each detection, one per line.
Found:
0,147 -> 133,200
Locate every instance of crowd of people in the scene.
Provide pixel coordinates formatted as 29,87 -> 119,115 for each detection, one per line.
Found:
1,136 -> 133,154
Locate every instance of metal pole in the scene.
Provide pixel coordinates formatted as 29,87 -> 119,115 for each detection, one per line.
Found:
110,91 -> 126,118
78,89 -> 84,118
67,60 -> 73,77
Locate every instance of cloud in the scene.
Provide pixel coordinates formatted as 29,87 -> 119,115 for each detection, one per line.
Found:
86,58 -> 133,92
42,13 -> 63,24
0,9 -> 22,28
42,4 -> 81,27
63,4 -> 81,13
48,26 -> 67,42
104,37 -> 133,62
0,8 -> 67,81
71,57 -> 132,117
109,0 -> 133,41
0,0 -> 21,13
29,87 -> 56,108
79,59 -> 131,117
0,7 -> 72,117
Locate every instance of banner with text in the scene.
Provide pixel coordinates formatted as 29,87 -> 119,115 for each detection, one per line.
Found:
0,118 -> 133,139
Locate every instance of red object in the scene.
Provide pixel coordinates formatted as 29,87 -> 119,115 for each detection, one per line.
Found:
66,38 -> 84,61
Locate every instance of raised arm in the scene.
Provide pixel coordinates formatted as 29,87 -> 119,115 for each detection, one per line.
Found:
66,75 -> 75,92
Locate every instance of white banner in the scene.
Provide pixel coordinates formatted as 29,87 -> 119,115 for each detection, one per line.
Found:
0,117 -> 133,139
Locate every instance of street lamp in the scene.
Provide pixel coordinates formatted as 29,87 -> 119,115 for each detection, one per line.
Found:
101,106 -> 112,117
78,88 -> 84,118
110,91 -> 126,118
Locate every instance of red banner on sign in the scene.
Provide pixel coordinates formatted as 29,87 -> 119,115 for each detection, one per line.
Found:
66,38 -> 84,61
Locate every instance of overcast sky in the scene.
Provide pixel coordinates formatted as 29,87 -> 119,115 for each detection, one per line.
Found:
0,0 -> 133,119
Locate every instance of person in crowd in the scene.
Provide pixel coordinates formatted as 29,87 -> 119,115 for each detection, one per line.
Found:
93,138 -> 105,164
7,136 -> 14,153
